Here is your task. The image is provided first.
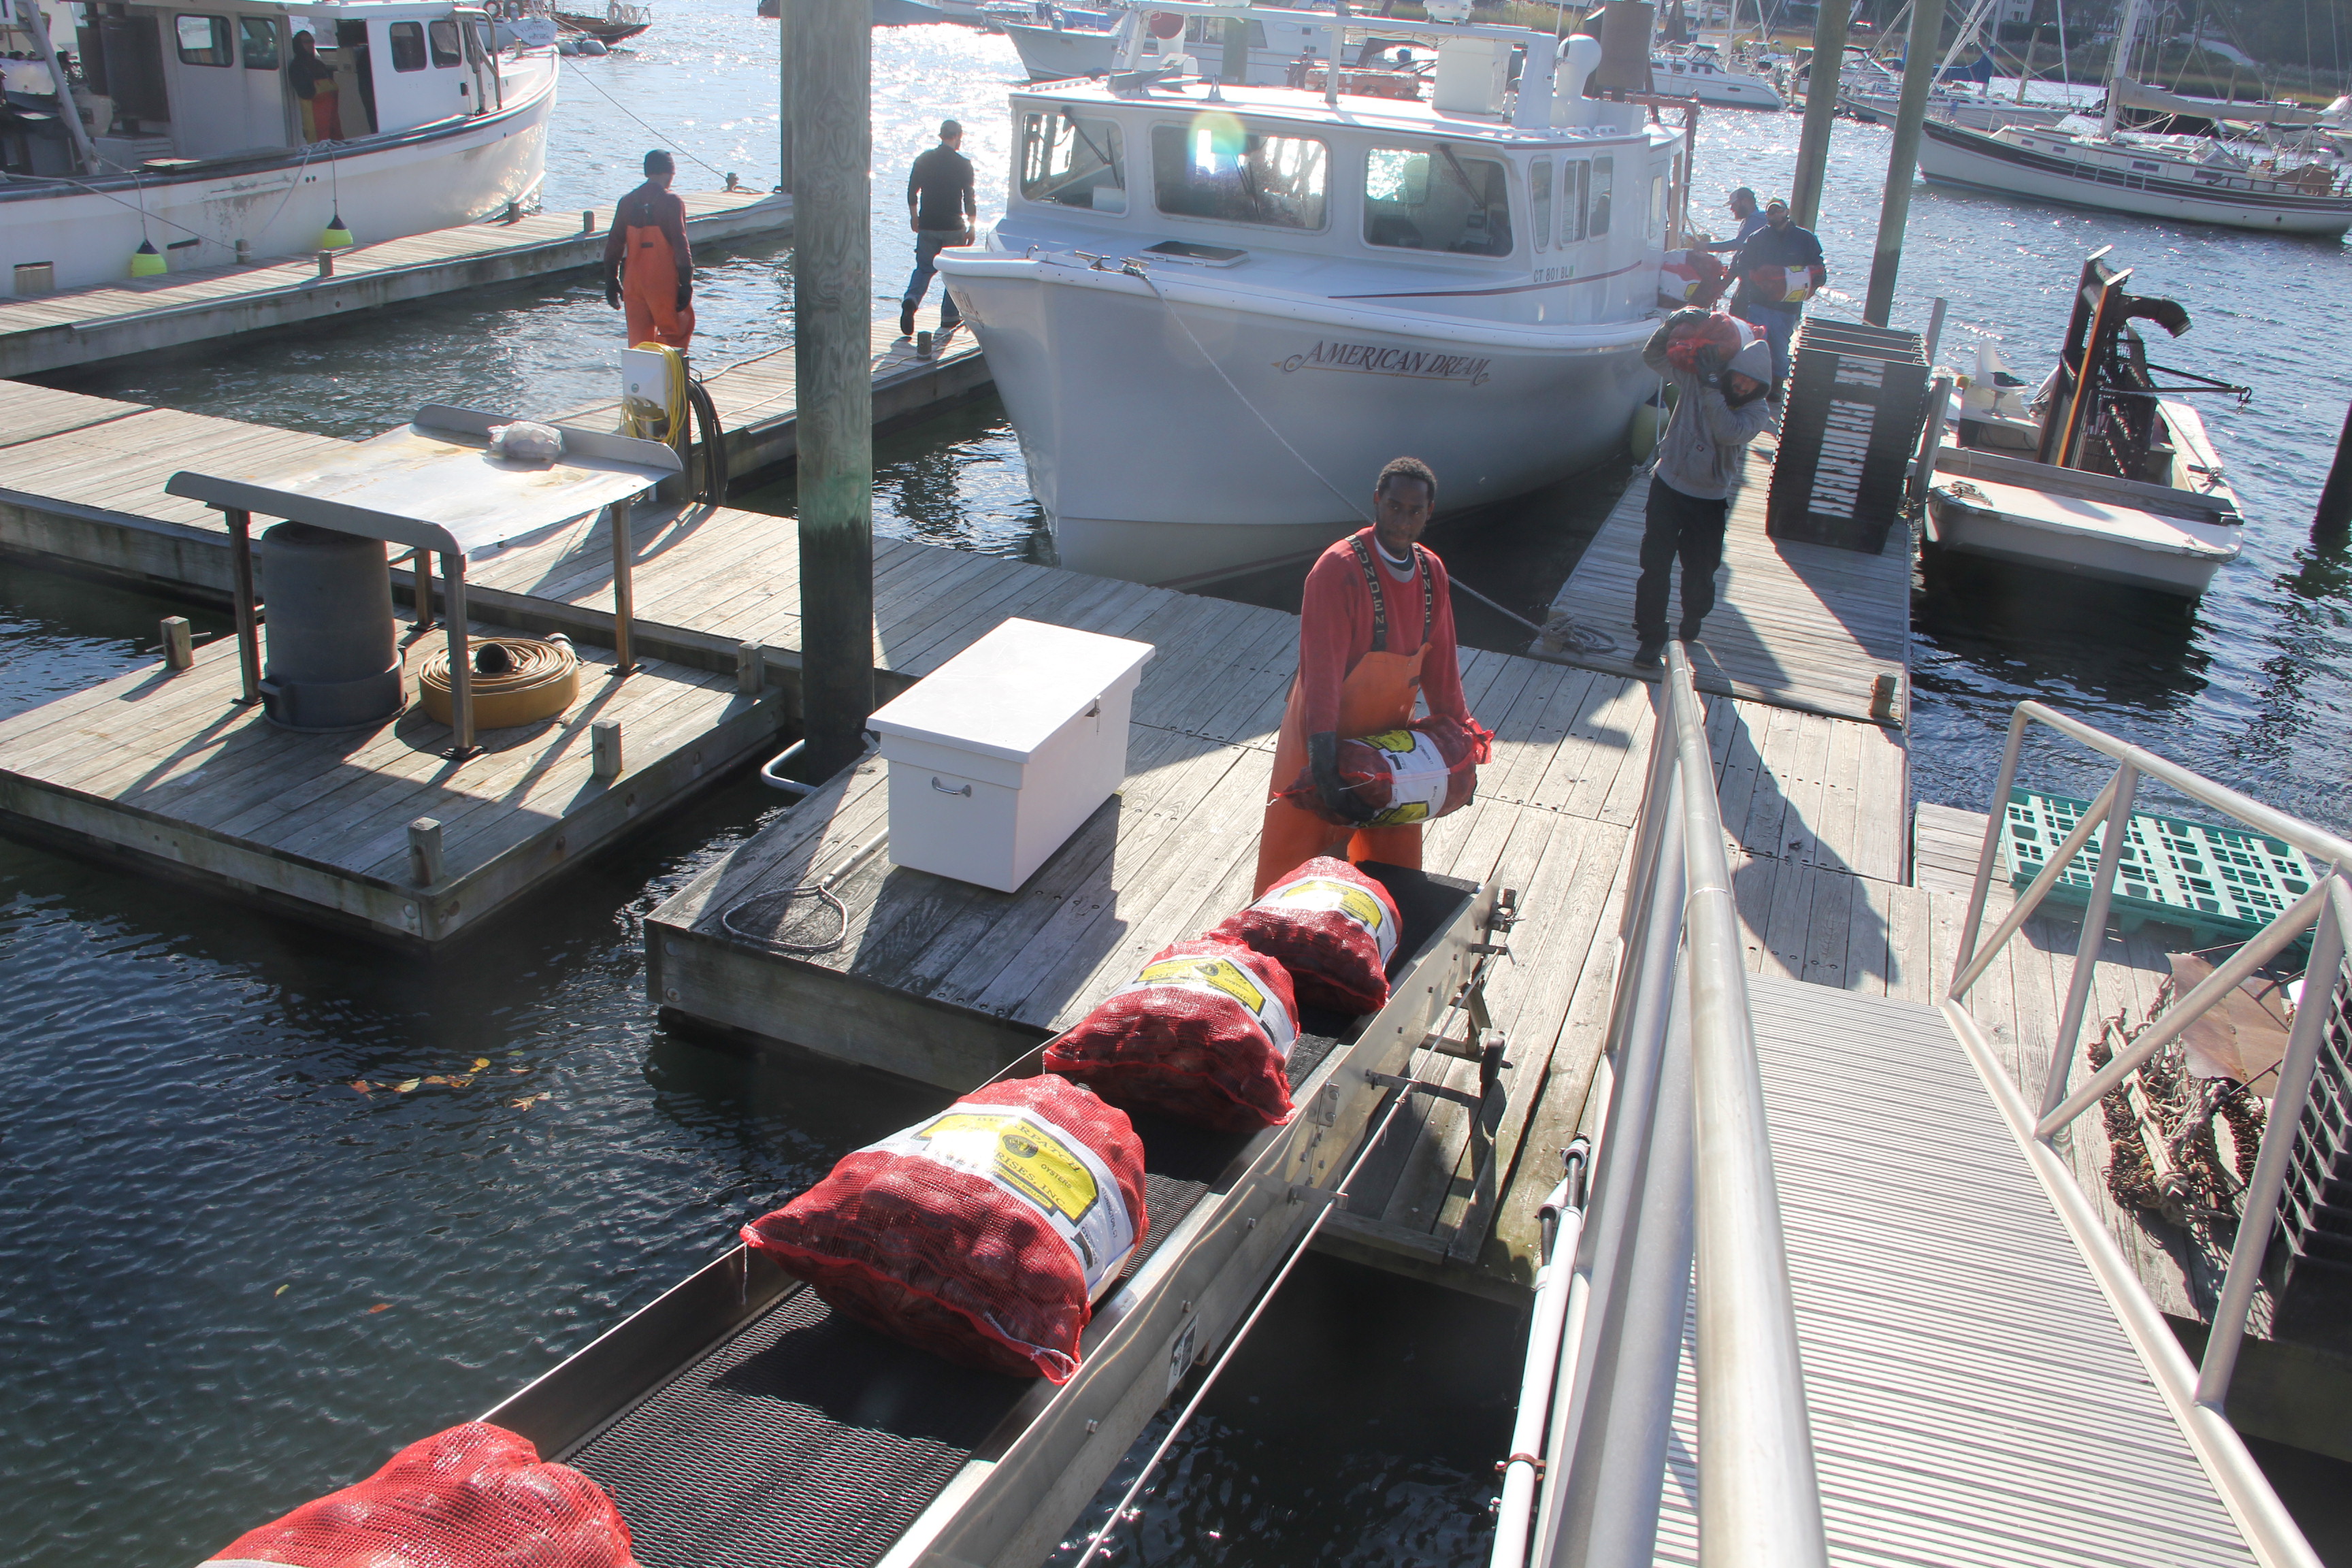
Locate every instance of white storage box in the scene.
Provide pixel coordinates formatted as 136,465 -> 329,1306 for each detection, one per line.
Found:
868,618 -> 1155,892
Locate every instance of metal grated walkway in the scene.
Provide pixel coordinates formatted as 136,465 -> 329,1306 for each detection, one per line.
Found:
1654,971 -> 2255,1567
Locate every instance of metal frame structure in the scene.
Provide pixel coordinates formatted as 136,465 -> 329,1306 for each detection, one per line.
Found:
1503,645 -> 1829,1568
166,404 -> 676,757
1946,698 -> 2340,1568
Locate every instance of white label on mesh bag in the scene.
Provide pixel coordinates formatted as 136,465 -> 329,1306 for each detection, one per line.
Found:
1358,729 -> 1452,826
1259,873 -> 1399,966
863,1107 -> 1137,1299
1111,952 -> 1298,1064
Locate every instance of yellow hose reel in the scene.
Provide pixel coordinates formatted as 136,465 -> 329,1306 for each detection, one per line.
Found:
417,637 -> 580,730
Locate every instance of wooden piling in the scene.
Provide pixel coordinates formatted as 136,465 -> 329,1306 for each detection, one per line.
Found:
1863,0 -> 1948,327
1788,0 -> 1851,228
2315,400 -> 2352,541
161,616 -> 194,671
408,817 -> 446,885
789,0 -> 875,777
775,0 -> 794,194
592,719 -> 624,779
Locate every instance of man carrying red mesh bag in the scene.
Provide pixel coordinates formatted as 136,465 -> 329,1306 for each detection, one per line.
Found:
1214,855 -> 1401,1017
1047,936 -> 1301,1130
741,1075 -> 1145,1384
203,1422 -> 636,1568
1275,713 -> 1490,832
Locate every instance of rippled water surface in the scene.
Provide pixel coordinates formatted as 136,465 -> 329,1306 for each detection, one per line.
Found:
11,6 -> 2352,1565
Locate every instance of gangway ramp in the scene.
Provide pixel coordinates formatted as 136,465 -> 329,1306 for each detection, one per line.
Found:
1650,972 -> 2255,1567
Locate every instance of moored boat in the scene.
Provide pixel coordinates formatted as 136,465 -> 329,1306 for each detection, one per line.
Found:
938,5 -> 1680,587
1,0 -> 557,295
1927,249 -> 2247,598
1651,44 -> 1783,109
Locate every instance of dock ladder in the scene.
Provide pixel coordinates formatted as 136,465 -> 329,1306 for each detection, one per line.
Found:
1494,647 -> 2332,1568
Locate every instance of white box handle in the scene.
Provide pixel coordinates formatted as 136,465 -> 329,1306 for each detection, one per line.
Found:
932,776 -> 973,797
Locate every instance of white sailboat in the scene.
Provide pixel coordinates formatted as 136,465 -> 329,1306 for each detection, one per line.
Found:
939,4 -> 1681,586
1650,44 -> 1784,110
1912,0 -> 2352,234
1,0 -> 557,295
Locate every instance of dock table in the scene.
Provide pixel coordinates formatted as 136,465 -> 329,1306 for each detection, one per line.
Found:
166,405 -> 680,756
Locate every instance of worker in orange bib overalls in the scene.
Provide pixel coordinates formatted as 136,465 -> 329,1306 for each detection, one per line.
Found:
603,149 -> 696,350
1254,456 -> 1477,896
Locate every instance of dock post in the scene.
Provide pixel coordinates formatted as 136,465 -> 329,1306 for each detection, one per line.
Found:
592,719 -> 623,779
223,508 -> 262,706
161,616 -> 194,671
413,548 -> 435,632
1787,0 -> 1851,228
775,0 -> 792,193
790,0 -> 875,777
736,640 -> 764,693
1862,0 -> 1948,326
408,817 -> 445,885
2315,399 -> 2352,541
442,553 -> 475,757
609,495 -> 637,675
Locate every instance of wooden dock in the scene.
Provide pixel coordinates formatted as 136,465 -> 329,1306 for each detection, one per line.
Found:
0,619 -> 786,944
0,188 -> 789,377
1534,444 -> 1912,728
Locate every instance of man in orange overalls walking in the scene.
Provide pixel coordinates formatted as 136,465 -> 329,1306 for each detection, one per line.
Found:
603,150 -> 695,350
1254,456 -> 1477,896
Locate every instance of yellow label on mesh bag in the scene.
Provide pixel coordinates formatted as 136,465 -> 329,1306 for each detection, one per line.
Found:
1260,875 -> 1398,965
1351,730 -> 1451,826
865,1107 -> 1137,1297
1113,953 -> 1298,1062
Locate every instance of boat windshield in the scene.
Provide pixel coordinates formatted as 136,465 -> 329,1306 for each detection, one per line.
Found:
1022,109 -> 1128,212
1149,121 -> 1328,229
1364,143 -> 1513,257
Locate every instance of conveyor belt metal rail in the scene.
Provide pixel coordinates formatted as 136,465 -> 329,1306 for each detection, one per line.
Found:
481,862 -> 1499,1568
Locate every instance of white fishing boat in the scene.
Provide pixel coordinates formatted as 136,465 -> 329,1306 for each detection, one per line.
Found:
1000,6 -> 1344,86
1,0 -> 557,296
1650,44 -> 1783,109
1912,0 -> 2352,234
1926,250 -> 2246,597
938,3 -> 1679,586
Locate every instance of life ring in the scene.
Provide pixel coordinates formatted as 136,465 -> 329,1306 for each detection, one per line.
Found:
417,636 -> 580,730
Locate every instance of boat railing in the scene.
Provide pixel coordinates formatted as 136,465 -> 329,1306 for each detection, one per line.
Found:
1947,698 -> 2345,1568
1495,644 -> 1829,1568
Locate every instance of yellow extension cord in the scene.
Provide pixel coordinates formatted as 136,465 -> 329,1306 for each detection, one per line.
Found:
620,341 -> 690,467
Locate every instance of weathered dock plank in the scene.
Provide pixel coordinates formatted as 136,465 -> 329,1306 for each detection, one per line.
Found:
0,188 -> 791,377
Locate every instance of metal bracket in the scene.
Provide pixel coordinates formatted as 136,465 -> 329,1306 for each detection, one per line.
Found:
1469,941 -> 1513,956
1306,1083 -> 1340,1127
1288,1183 -> 1349,1211
1365,1068 -> 1484,1109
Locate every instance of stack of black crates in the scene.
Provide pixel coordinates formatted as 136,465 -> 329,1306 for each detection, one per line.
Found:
1765,316 -> 1930,555
2274,973 -> 2352,1354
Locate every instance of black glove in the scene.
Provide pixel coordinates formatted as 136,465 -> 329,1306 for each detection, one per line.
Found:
1693,345 -> 1723,389
1666,306 -> 1712,333
674,280 -> 693,312
604,280 -> 620,309
1309,731 -> 1375,825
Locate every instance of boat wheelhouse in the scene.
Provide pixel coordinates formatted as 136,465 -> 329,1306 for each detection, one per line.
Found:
938,10 -> 1683,586
1,0 -> 557,295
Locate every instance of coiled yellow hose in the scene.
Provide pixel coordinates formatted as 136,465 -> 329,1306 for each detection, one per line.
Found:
417,638 -> 581,730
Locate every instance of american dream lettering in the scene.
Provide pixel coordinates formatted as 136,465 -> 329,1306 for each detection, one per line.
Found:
1276,340 -> 1493,387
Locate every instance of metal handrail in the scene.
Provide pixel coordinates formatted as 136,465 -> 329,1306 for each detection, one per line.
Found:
1946,698 -> 2338,1568
1508,646 -> 1828,1568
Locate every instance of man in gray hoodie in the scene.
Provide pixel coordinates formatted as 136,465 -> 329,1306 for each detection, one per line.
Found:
1633,310 -> 1778,669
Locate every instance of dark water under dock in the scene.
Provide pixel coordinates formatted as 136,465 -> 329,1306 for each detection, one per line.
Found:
10,5 -> 2352,1565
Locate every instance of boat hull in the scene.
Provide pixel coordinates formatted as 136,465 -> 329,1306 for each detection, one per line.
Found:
0,63 -> 557,293
939,257 -> 1654,585
1916,119 -> 2352,235
1929,504 -> 2230,594
1000,20 -> 1117,78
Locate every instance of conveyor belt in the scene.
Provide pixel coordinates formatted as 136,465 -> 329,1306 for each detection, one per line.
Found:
506,865 -> 1479,1568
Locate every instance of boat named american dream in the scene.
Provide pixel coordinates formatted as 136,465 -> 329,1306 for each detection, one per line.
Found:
938,5 -> 1683,585
2,0 -> 557,295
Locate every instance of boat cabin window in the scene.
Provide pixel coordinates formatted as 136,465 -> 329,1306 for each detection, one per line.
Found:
428,18 -> 463,66
1362,144 -> 1512,257
1588,156 -> 1614,236
1649,174 -> 1667,239
1150,122 -> 1328,230
174,13 -> 231,65
1559,159 -> 1588,242
1020,110 -> 1126,212
1529,157 -> 1552,254
389,20 -> 427,71
240,16 -> 279,68
1185,16 -> 1265,46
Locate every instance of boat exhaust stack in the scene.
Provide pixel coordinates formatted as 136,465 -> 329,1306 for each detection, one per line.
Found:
1553,34 -> 1605,127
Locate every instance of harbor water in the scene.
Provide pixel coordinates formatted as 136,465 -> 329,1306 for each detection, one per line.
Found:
8,6 -> 2352,1564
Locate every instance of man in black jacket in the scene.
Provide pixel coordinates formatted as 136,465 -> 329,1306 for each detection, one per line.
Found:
902,120 -> 975,340
1729,197 -> 1827,395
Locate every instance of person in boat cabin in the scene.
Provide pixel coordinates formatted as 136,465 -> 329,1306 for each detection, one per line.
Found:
1729,197 -> 1826,395
1633,312 -> 1778,670
289,31 -> 342,144
902,120 -> 975,340
1701,186 -> 1767,255
1253,457 -> 1477,896
604,150 -> 696,353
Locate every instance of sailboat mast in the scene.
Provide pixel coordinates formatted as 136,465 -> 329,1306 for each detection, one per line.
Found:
2100,0 -> 2147,135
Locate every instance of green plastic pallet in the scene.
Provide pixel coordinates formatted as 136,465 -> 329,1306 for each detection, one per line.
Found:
1999,786 -> 2316,949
